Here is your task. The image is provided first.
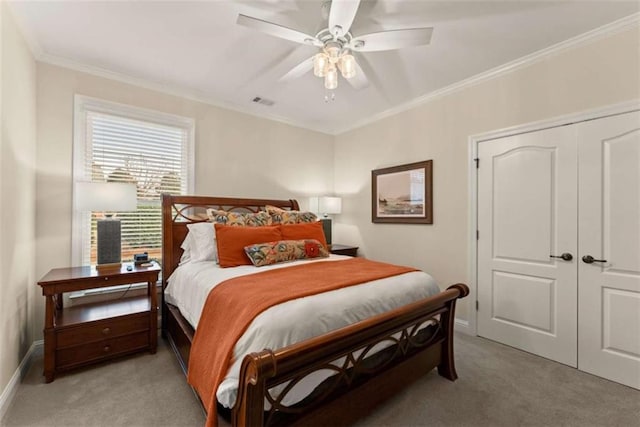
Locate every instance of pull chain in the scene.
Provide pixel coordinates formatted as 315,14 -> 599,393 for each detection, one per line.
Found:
324,91 -> 336,103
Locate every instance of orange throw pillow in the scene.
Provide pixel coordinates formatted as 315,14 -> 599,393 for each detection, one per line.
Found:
280,221 -> 328,250
215,224 -> 282,267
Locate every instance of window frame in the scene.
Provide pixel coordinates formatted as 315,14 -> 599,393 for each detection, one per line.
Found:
71,95 -> 195,267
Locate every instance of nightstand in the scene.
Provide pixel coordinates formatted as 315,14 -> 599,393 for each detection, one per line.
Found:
37,262 -> 160,383
330,244 -> 359,257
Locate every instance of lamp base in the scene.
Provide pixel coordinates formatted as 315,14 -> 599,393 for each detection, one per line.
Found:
97,218 -> 122,266
95,262 -> 122,270
320,218 -> 332,245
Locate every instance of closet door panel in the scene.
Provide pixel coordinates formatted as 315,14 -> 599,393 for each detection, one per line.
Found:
477,125 -> 578,367
578,110 -> 640,390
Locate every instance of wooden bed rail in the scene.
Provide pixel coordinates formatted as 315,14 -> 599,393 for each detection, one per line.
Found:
234,283 -> 469,427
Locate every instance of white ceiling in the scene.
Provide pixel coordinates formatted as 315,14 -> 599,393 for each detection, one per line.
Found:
8,1 -> 640,134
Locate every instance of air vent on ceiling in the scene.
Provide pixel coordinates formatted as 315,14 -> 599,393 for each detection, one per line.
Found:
252,96 -> 275,106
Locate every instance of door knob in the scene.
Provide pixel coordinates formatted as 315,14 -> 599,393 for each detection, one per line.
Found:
582,255 -> 607,264
550,253 -> 573,261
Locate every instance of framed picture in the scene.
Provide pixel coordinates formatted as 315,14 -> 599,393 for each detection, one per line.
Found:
372,160 -> 433,224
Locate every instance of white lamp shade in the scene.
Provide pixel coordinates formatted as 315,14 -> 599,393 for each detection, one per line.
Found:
319,196 -> 342,215
75,182 -> 137,212
308,197 -> 320,214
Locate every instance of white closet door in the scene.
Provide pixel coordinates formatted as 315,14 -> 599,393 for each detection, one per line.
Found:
578,111 -> 640,389
477,125 -> 578,367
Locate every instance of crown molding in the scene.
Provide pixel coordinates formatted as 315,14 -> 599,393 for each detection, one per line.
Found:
10,2 -> 638,137
8,0 -> 318,133
36,52 -> 332,136
332,12 -> 640,135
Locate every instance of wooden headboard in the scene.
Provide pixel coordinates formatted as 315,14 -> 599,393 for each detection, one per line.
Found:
160,194 -> 300,290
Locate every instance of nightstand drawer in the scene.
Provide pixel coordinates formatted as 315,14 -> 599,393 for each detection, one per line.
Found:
56,331 -> 149,369
57,313 -> 149,348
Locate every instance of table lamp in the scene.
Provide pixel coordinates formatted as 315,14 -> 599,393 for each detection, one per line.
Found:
75,182 -> 137,267
317,196 -> 342,245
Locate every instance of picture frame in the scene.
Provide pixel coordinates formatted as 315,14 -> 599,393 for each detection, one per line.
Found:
372,160 -> 433,224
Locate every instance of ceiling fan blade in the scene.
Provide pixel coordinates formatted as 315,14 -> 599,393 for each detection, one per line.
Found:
351,28 -> 433,52
279,56 -> 314,82
237,14 -> 322,46
328,0 -> 361,36
346,60 -> 369,90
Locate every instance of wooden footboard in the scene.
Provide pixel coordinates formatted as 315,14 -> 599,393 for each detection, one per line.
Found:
233,283 -> 468,427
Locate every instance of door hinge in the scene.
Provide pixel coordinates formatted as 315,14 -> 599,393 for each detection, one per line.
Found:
474,158 -> 479,168
476,300 -> 479,311
476,230 -> 479,240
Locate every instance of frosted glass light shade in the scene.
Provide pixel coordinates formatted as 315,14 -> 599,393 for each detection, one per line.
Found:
313,53 -> 328,77
75,182 -> 137,212
319,196 -> 342,215
324,66 -> 338,90
339,54 -> 356,79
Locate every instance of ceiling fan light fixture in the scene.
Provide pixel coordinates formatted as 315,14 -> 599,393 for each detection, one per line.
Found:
331,25 -> 343,37
338,54 -> 356,79
325,43 -> 341,62
313,53 -> 328,77
324,65 -> 338,90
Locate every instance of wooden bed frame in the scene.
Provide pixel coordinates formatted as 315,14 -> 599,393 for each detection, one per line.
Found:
161,194 -> 469,426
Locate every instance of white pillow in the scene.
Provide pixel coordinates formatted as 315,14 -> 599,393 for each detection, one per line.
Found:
179,232 -> 193,265
184,222 -> 217,263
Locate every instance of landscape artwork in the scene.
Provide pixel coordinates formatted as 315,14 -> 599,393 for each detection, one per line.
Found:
372,160 -> 433,224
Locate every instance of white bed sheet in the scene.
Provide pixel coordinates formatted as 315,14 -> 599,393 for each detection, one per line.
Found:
165,255 -> 440,408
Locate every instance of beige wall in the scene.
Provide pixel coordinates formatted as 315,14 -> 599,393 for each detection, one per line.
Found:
35,62 -> 335,333
0,2 -> 37,397
333,27 -> 640,321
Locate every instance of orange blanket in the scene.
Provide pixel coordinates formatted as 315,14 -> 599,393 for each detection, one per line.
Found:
187,258 -> 417,427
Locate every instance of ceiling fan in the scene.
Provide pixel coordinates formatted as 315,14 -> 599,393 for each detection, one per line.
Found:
237,0 -> 433,91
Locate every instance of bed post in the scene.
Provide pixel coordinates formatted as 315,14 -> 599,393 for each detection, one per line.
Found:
437,283 -> 469,380
161,194 -> 172,337
233,350 -> 277,427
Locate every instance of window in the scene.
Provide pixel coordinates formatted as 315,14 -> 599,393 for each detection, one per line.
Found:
72,96 -> 194,266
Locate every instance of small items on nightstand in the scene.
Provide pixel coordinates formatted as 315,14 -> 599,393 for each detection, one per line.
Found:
329,244 -> 359,257
133,252 -> 149,265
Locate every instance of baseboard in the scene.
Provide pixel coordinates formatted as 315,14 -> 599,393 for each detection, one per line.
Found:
455,318 -> 472,336
0,340 -> 43,421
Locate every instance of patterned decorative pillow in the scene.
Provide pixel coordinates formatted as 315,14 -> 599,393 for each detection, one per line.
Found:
244,239 -> 329,267
206,209 -> 272,227
265,205 -> 317,224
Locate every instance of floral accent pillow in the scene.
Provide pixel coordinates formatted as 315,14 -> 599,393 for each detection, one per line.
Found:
206,209 -> 272,227
244,239 -> 329,267
265,205 -> 317,224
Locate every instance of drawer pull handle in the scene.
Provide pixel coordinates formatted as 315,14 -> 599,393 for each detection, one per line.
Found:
104,277 -> 108,281
103,345 -> 111,353
102,327 -> 111,335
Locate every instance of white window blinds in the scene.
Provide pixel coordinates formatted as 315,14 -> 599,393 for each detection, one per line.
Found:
73,96 -> 194,266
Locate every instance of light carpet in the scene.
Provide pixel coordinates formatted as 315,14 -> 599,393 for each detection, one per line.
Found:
2,333 -> 638,426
